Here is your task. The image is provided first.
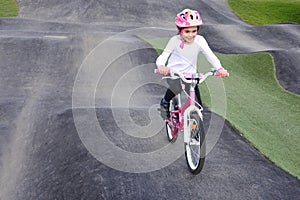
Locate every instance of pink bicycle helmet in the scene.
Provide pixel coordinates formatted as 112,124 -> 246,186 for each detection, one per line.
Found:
175,8 -> 203,28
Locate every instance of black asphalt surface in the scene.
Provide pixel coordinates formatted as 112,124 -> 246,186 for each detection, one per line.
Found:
0,0 -> 300,199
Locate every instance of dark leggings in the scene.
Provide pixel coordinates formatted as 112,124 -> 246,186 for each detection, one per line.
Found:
164,79 -> 203,106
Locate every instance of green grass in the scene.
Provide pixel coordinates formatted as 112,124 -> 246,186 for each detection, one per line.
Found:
228,0 -> 300,25
199,53 -> 300,179
146,37 -> 300,179
0,0 -> 18,17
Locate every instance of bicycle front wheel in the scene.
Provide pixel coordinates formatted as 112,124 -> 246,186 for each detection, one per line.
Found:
184,111 -> 206,174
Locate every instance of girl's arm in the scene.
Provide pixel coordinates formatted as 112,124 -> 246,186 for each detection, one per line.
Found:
198,36 -> 222,70
155,36 -> 177,75
198,36 -> 229,77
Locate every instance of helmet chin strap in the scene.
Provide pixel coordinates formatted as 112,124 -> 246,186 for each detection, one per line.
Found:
180,40 -> 185,49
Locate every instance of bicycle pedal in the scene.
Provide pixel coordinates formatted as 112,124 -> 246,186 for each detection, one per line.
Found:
190,124 -> 197,130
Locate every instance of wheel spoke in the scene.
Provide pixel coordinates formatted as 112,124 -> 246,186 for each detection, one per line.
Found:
185,111 -> 206,174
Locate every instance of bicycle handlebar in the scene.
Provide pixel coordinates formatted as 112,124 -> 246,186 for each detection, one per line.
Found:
154,68 -> 216,84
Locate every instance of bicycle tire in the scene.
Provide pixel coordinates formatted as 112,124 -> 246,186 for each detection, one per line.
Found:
166,122 -> 178,143
184,111 -> 206,174
166,99 -> 179,143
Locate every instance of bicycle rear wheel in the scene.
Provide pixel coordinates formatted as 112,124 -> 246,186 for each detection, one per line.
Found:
166,121 -> 178,143
166,98 -> 179,143
184,111 -> 206,174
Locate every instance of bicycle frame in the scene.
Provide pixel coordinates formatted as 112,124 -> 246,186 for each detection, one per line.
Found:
167,79 -> 203,144
155,69 -> 215,144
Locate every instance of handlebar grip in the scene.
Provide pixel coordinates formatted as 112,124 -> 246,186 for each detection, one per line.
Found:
214,71 -> 220,77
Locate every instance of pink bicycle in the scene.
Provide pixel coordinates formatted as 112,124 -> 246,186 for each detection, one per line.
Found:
155,69 -> 218,174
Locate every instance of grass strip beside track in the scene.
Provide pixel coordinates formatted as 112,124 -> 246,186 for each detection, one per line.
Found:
228,0 -> 300,25
0,0 -> 18,17
148,38 -> 300,179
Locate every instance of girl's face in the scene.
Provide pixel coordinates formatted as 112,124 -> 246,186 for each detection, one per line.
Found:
181,26 -> 198,44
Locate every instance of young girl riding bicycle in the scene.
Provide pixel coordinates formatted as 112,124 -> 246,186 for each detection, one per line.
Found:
156,8 -> 229,119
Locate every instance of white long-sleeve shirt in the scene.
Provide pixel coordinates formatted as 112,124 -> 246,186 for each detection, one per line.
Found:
156,35 -> 223,74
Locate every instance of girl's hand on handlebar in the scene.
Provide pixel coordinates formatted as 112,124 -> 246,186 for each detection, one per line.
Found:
217,68 -> 229,77
158,66 -> 169,76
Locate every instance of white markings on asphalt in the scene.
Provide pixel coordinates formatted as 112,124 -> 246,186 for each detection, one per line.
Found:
44,35 -> 68,39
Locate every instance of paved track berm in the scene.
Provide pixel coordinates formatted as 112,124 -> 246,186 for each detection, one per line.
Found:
0,0 -> 299,199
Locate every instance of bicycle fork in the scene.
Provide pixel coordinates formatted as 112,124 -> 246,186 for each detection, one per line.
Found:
183,105 -> 202,144
182,81 -> 203,144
